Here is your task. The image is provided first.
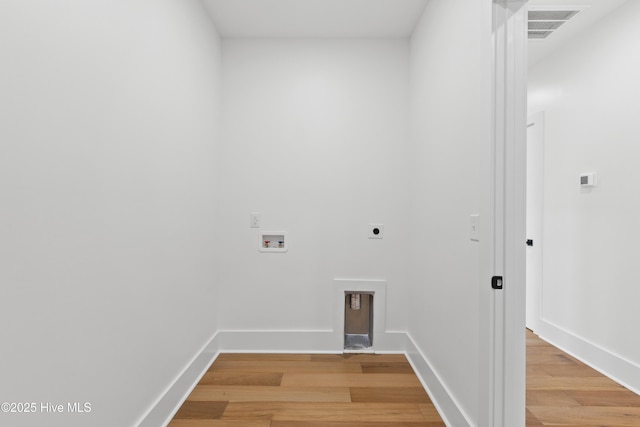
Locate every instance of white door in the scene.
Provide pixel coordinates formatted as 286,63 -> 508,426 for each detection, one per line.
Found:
526,112 -> 544,332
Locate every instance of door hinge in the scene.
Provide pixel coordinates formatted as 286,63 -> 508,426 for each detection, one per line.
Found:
491,276 -> 503,290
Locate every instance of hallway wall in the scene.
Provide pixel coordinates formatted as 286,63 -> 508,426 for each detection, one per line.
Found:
217,39 -> 411,336
408,0 -> 493,424
528,0 -> 640,392
0,1 -> 222,426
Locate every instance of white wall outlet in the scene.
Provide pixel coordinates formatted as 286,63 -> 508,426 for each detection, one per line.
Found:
369,224 -> 384,239
250,213 -> 261,228
470,214 -> 479,241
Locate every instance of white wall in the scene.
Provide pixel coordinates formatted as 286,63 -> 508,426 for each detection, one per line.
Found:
0,1 -> 503,424
218,39 -> 410,337
528,0 -> 640,391
0,1 -> 222,426
408,0 -> 493,424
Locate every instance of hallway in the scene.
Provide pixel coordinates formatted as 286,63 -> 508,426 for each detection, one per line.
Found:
526,330 -> 640,426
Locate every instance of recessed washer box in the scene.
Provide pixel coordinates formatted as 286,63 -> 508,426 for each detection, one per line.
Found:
259,232 -> 287,252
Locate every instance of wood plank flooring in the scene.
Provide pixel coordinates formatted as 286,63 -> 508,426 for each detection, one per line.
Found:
169,332 -> 640,426
168,353 -> 445,426
526,329 -> 640,426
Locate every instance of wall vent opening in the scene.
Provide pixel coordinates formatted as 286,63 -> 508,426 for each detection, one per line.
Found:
528,8 -> 581,40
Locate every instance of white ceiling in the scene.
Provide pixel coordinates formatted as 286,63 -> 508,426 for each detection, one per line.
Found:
202,0 -> 429,38
203,0 -> 630,65
528,0 -> 630,66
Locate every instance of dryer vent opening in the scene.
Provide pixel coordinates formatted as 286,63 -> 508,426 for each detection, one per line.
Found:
344,292 -> 373,351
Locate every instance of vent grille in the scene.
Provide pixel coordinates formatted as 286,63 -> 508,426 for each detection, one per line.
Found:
528,9 -> 581,39
528,30 -> 553,39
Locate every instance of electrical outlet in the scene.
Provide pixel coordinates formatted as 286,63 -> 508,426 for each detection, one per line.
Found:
369,224 -> 384,239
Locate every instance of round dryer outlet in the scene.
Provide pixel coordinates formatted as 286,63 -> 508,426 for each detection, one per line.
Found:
368,224 -> 384,239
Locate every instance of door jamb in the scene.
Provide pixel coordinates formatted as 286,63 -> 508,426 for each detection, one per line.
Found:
526,111 -> 545,333
484,1 -> 528,426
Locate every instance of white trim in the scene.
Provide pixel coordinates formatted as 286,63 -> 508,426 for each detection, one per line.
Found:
491,1 -> 528,426
136,332 -> 220,427
525,111 -> 545,334
218,330 -> 335,353
138,330 -> 471,427
216,329 -> 407,354
537,320 -> 640,395
151,327 -> 633,427
405,333 -> 472,427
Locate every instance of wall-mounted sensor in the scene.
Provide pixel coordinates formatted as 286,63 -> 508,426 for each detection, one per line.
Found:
580,173 -> 596,187
369,224 -> 384,239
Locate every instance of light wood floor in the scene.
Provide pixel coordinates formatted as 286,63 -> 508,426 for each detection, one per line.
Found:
526,329 -> 640,426
168,353 -> 445,426
169,332 -> 640,426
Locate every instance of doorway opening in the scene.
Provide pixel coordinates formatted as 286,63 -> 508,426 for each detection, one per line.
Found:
524,0 -> 640,424
525,111 -> 543,333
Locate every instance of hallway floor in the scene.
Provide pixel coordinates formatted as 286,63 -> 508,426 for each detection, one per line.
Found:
526,329 -> 640,426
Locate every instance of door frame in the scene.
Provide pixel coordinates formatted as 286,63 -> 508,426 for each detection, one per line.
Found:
483,1 -> 528,426
526,112 -> 544,332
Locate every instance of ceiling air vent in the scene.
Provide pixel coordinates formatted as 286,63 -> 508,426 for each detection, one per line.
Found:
528,8 -> 581,40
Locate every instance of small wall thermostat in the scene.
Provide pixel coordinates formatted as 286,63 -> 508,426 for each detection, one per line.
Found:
580,173 -> 596,187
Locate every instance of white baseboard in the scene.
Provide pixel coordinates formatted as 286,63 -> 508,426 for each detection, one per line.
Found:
405,333 -> 472,427
536,320 -> 640,395
216,329 -> 407,353
136,332 -> 220,427
129,320 -> 640,427
217,329 -> 337,353
137,330 -> 468,427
